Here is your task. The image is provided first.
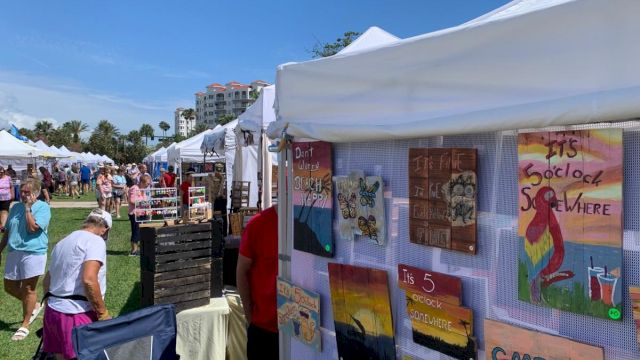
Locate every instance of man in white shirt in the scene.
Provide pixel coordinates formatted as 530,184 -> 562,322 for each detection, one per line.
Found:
42,209 -> 112,360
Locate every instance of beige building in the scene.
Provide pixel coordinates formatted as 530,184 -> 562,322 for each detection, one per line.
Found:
195,80 -> 270,127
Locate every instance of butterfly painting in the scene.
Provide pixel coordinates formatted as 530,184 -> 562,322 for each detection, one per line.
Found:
355,175 -> 386,246
359,178 -> 380,208
338,193 -> 357,219
358,215 -> 378,241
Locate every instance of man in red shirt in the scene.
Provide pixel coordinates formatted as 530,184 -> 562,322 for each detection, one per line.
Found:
179,169 -> 194,217
237,205 -> 278,359
162,166 -> 177,188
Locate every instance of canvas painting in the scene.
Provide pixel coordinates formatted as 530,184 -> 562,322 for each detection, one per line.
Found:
517,129 -> 623,320
630,286 -> 640,346
408,148 -> 477,254
484,319 -> 604,360
276,278 -> 321,351
355,175 -> 386,246
292,141 -> 334,257
328,263 -> 395,360
398,264 -> 476,360
334,170 -> 364,241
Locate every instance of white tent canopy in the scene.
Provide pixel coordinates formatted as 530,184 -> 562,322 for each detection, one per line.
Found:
144,146 -> 166,163
270,0 -> 640,142
0,130 -> 44,159
167,128 -> 223,166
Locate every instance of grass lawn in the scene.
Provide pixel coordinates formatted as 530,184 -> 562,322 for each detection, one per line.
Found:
50,191 -> 97,202
0,206 -> 140,359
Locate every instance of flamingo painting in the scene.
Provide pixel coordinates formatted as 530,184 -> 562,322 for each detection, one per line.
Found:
523,186 -> 574,304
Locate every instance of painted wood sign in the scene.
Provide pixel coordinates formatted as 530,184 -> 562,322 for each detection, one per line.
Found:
408,148 -> 477,254
398,264 -> 476,360
335,170 -> 364,241
335,170 -> 386,245
276,278 -> 321,351
484,319 -> 604,360
328,263 -> 395,360
518,129 -> 623,320
630,286 -> 640,346
293,141 -> 334,257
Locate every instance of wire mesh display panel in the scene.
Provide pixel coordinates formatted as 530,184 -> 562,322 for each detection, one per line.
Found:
289,122 -> 640,360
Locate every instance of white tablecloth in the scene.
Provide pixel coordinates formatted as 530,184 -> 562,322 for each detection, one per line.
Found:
176,297 -> 230,360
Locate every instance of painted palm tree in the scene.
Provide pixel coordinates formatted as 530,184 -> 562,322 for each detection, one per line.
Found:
67,120 -> 89,143
158,121 -> 171,138
139,123 -> 154,146
34,120 -> 53,138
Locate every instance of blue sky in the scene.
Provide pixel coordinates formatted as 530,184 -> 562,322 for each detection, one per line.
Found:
0,0 -> 510,136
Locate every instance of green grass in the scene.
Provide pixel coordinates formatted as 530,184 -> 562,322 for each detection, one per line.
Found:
518,261 -> 622,321
0,206 -> 140,359
50,191 -> 97,202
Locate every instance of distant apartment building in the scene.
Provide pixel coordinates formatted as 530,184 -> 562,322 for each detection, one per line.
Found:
195,80 -> 270,127
174,107 -> 196,137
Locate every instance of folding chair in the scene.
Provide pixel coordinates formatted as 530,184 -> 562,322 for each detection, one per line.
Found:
72,304 -> 178,360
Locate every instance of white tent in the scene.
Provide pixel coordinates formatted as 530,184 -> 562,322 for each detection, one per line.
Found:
237,85 -> 278,208
270,0 -> 640,142
33,140 -> 66,158
0,130 -> 45,159
144,147 -> 166,163
167,128 -> 222,166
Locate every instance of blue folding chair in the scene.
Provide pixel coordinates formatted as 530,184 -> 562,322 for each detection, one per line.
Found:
72,304 -> 178,360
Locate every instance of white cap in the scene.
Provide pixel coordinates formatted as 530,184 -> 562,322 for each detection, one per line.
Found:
87,208 -> 112,228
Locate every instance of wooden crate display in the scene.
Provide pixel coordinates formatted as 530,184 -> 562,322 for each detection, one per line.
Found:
231,181 -> 251,210
141,223 -> 212,312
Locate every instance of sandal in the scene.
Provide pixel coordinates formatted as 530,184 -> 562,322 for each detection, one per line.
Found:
29,304 -> 43,324
11,327 -> 29,341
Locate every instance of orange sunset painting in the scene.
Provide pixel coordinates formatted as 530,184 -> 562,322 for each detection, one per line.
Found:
328,263 -> 395,360
517,128 -> 623,320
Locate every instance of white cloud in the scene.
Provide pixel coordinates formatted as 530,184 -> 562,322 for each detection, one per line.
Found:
0,71 -> 179,134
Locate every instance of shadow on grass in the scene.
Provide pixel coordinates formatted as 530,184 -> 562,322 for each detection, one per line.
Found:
107,250 -> 131,256
0,318 -> 19,332
119,281 -> 142,316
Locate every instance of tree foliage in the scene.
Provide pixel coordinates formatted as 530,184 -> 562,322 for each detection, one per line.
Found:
67,120 -> 89,143
158,121 -> 171,137
217,114 -> 235,126
188,123 -> 209,137
87,120 -> 120,160
139,123 -> 154,145
311,31 -> 361,58
182,108 -> 196,121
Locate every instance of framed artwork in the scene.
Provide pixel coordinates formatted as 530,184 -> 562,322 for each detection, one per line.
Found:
328,263 -> 395,360
277,278 -> 321,351
517,129 -> 623,320
484,319 -> 604,360
398,264 -> 476,360
408,148 -> 477,254
630,286 -> 640,346
292,141 -> 334,257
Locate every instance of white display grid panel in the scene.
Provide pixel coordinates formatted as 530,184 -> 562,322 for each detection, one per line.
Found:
290,121 -> 640,360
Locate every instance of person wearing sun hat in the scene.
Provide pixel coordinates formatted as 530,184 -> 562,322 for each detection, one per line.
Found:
42,208 -> 112,359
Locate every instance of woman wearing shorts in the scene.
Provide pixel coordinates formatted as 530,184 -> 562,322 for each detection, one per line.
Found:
0,178 -> 51,341
96,167 -> 112,211
111,168 -> 126,219
0,166 -> 14,228
69,167 -> 80,199
127,174 -> 150,256
42,209 -> 112,359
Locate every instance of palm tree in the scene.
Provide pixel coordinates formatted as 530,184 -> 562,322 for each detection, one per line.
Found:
188,123 -> 208,137
67,120 -> 89,143
87,120 -> 120,159
158,121 -> 171,138
139,123 -> 154,146
34,120 -> 53,137
182,108 -> 196,122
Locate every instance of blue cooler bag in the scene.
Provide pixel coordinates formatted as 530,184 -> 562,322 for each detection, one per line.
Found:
72,304 -> 178,360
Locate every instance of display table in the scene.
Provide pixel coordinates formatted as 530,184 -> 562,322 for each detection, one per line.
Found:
176,297 -> 230,360
225,292 -> 248,360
